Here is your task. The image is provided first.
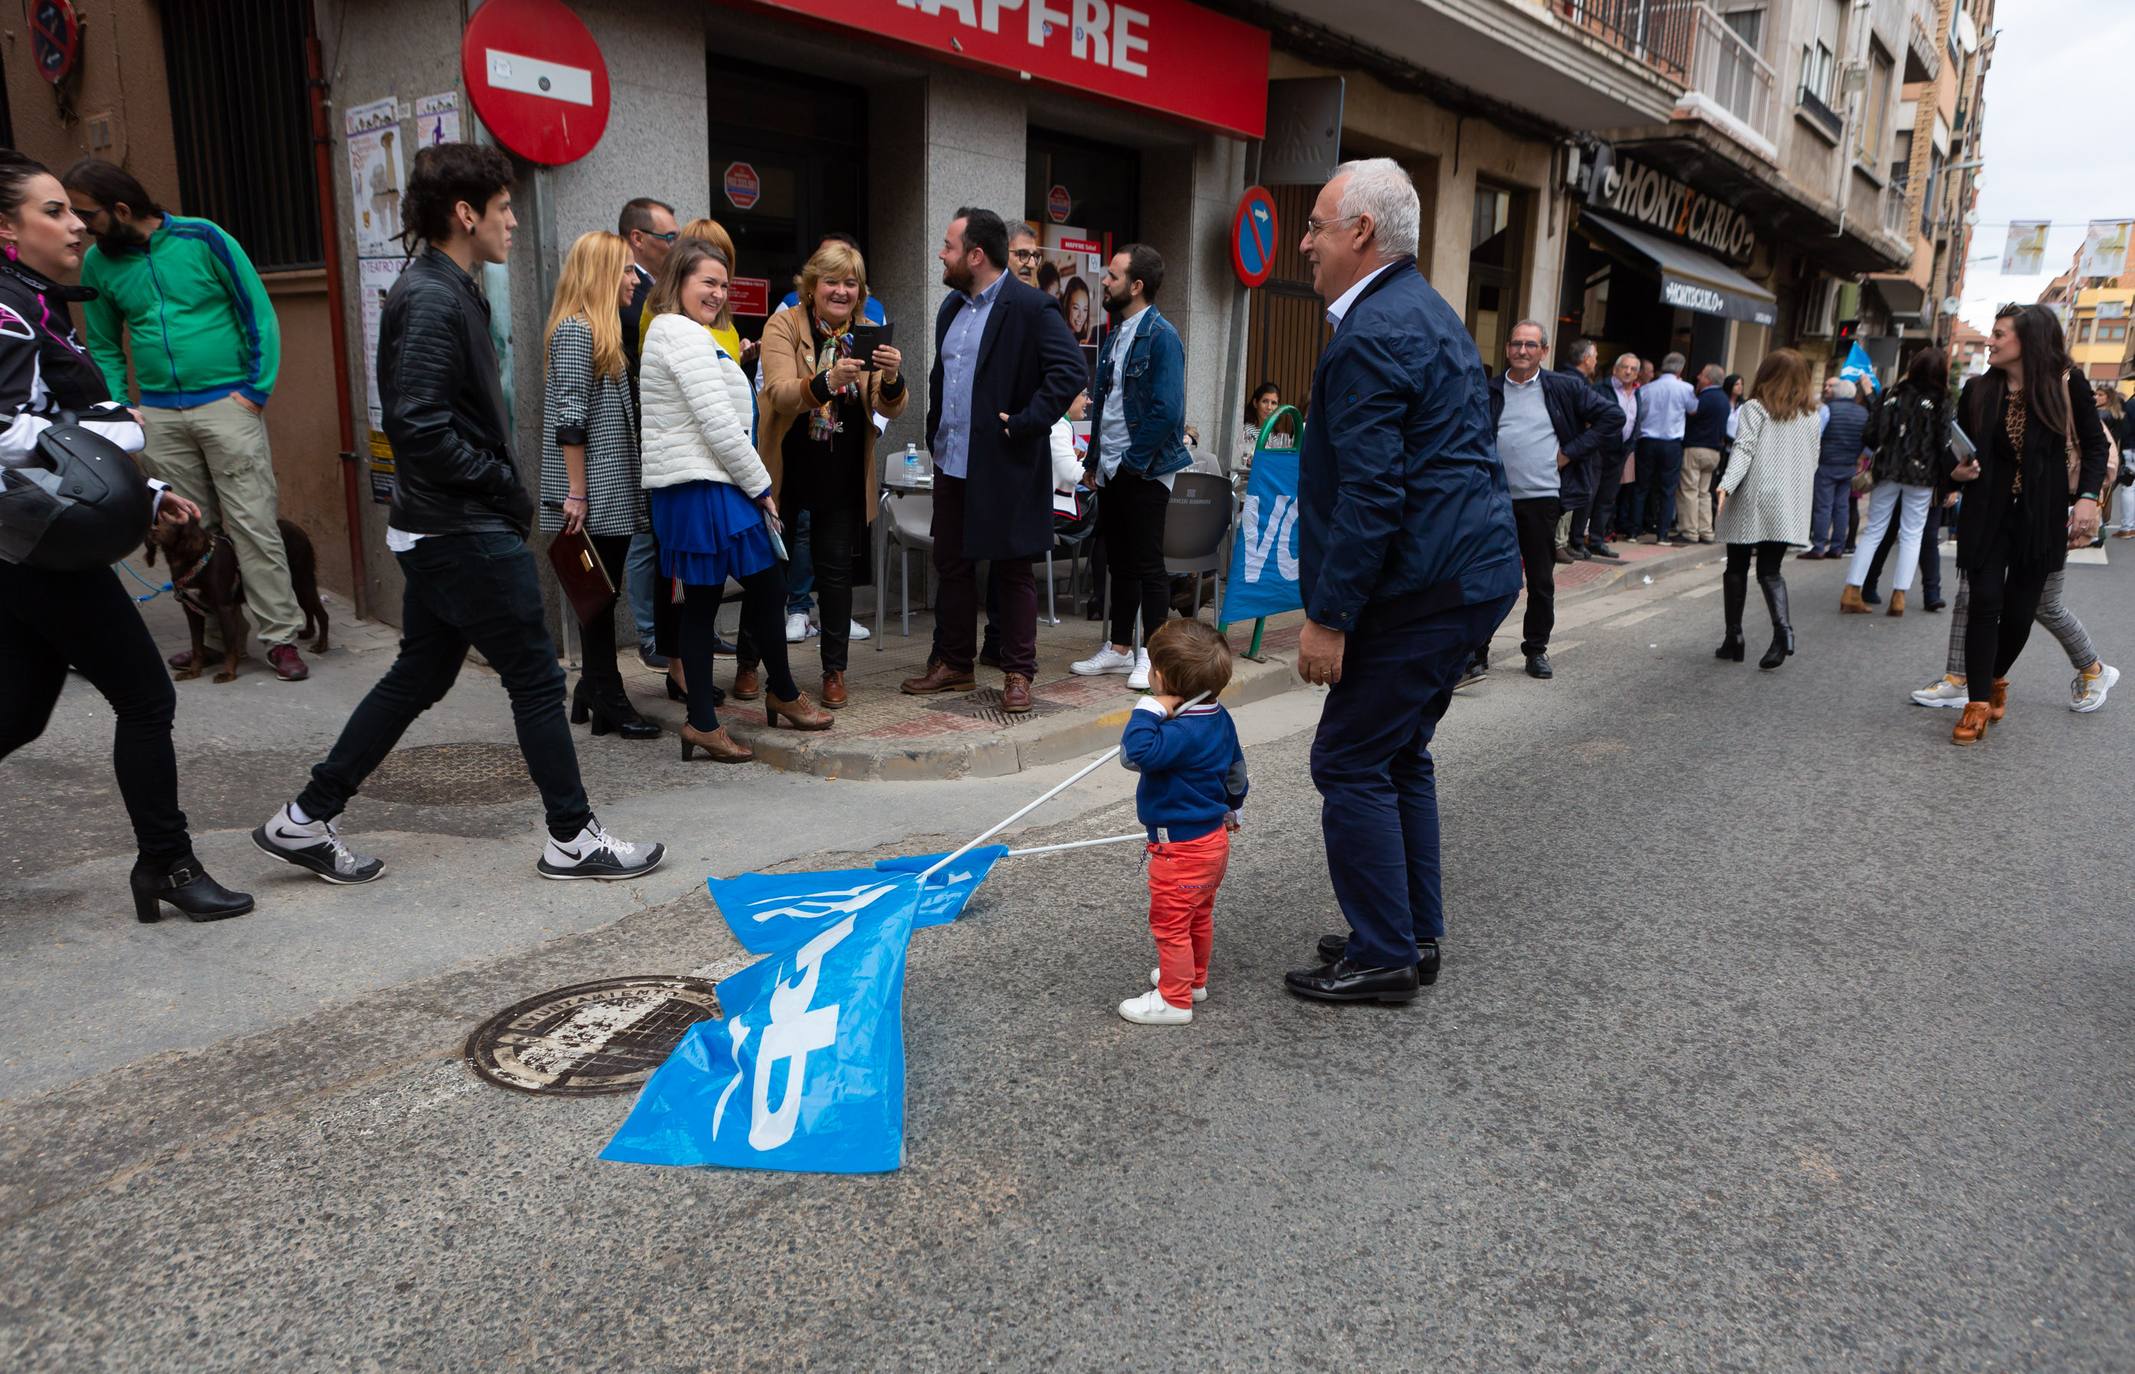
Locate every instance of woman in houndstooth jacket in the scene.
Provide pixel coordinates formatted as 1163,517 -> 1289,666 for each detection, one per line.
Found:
1714,349 -> 1820,670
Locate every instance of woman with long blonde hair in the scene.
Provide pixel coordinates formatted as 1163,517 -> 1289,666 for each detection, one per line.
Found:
542,229 -> 656,740
1713,348 -> 1820,669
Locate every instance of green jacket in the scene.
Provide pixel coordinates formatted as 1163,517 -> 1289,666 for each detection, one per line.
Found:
79,214 -> 280,408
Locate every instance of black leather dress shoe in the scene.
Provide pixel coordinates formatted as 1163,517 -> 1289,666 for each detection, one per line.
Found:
1315,934 -> 1440,985
1285,958 -> 1421,1004
1524,651 -> 1554,679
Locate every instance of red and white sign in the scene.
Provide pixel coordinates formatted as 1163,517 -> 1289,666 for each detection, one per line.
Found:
724,162 -> 762,212
1046,185 -> 1073,224
727,277 -> 771,318
461,0 -> 611,166
1057,237 -> 1101,254
744,0 -> 1267,139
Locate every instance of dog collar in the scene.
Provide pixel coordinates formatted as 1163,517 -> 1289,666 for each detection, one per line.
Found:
170,537 -> 221,590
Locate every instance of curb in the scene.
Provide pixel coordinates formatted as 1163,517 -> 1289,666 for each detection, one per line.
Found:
1558,541 -> 1723,601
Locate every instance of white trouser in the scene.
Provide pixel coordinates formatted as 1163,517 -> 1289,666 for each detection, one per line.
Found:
1847,481 -> 1933,591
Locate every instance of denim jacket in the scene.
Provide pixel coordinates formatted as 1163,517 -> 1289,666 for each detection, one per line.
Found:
1088,305 -> 1192,480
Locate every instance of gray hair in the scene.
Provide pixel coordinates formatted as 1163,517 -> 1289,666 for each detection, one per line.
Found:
1567,338 -> 1598,367
1829,378 -> 1857,400
1509,319 -> 1549,346
1333,158 -> 1420,258
1698,363 -> 1725,385
1613,352 -> 1640,371
1660,352 -> 1686,375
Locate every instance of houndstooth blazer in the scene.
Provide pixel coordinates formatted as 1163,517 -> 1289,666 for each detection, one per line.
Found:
540,315 -> 648,536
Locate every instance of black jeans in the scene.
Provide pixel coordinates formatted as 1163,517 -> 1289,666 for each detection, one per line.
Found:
1573,453 -> 1615,549
801,495 -> 864,675
1962,522 -> 2052,704
1510,496 -> 1560,654
681,563 -> 796,731
0,561 -> 191,863
297,531 -> 592,841
1102,471 -> 1172,649
576,533 -> 633,693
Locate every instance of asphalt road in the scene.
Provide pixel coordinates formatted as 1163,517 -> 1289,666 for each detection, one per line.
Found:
3,545 -> 2131,1372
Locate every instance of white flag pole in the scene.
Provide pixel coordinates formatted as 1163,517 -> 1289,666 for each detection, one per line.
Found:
1005,833 -> 1147,858
915,691 -> 1210,884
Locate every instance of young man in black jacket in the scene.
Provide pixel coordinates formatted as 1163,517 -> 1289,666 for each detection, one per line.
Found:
255,144 -> 663,885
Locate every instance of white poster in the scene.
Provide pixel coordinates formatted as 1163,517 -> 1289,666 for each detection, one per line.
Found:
2076,219 -> 2133,279
2001,220 -> 2049,275
415,92 -> 461,150
358,256 -> 405,431
345,97 -> 406,258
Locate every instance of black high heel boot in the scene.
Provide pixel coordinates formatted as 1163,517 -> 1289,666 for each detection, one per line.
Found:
1716,562 -> 1747,661
570,677 -> 592,725
589,681 -> 660,740
1757,573 -> 1795,670
131,854 -> 254,923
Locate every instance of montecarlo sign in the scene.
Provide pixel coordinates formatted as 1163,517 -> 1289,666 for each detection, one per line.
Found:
1598,156 -> 1759,265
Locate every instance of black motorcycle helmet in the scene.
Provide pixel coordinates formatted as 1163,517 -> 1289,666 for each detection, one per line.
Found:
0,418 -> 153,571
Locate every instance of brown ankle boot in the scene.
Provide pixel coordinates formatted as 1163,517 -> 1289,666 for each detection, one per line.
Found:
731,663 -> 761,701
1840,585 -> 1869,614
1988,678 -> 2009,722
1885,589 -> 1905,617
766,691 -> 833,730
821,670 -> 848,709
679,723 -> 753,763
1951,701 -> 1990,745
900,659 -> 976,695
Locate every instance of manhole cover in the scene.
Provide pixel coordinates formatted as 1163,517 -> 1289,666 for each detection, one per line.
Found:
365,742 -> 541,806
926,688 -> 1070,728
466,976 -> 722,1096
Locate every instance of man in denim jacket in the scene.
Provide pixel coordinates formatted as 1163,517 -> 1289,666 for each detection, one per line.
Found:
1071,243 -> 1192,692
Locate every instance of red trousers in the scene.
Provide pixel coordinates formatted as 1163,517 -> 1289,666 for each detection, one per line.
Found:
1147,827 -> 1230,1008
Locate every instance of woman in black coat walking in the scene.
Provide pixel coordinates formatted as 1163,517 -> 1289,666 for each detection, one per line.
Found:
1945,304 -> 2109,745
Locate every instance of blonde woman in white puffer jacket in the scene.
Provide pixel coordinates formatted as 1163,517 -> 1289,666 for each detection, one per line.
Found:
640,239 -> 831,762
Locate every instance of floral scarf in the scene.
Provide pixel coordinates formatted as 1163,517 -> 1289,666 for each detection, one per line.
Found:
810,313 -> 857,443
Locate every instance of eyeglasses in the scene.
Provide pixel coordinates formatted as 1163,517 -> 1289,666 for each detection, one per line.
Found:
645,230 -> 679,243
1506,340 -> 1544,350
1009,248 -> 1041,262
1305,214 -> 1361,237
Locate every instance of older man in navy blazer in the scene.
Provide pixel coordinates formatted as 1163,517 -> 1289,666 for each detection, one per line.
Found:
900,207 -> 1086,713
1286,158 -> 1521,1006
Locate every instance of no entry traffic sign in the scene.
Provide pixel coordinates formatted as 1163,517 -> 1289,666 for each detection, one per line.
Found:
724,162 -> 762,212
461,0 -> 611,166
1047,184 -> 1073,224
1231,186 -> 1277,289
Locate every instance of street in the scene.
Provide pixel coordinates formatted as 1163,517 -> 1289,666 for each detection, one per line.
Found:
3,546 -> 2130,1372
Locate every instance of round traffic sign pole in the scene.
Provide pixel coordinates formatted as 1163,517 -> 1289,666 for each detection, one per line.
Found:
1231,186 -> 1278,289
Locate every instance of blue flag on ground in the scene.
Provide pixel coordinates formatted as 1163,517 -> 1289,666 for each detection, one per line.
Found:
601,875 -> 921,1175
709,865 -> 925,956
872,844 -> 1009,929
1221,446 -> 1303,622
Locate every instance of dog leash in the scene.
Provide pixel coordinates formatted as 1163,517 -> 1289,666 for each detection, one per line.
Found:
117,559 -> 173,604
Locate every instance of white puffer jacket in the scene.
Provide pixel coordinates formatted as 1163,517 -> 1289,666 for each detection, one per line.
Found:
639,313 -> 772,495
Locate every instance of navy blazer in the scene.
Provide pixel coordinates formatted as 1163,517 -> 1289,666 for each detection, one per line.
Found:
1297,258 -> 1521,632
927,273 -> 1087,560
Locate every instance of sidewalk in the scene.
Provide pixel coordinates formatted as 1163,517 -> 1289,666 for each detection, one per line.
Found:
617,536 -> 1718,780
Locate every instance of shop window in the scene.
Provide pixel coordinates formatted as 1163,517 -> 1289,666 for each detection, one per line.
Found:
1025,128 -> 1139,373
1467,183 -> 1527,367
161,0 -> 322,271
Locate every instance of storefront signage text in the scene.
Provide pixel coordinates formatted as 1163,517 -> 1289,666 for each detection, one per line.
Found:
745,0 -> 1268,138
1600,157 -> 1758,265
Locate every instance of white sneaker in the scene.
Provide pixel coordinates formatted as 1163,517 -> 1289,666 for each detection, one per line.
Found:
1127,649 -> 1152,692
1150,967 -> 1208,1002
1910,675 -> 1968,709
537,819 -> 666,881
2071,662 -> 2119,713
1071,643 -> 1136,676
784,612 -> 813,643
847,618 -> 871,642
1117,987 -> 1193,1025
252,804 -> 385,884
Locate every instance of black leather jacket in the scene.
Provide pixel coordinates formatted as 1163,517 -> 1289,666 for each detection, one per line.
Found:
380,248 -> 533,537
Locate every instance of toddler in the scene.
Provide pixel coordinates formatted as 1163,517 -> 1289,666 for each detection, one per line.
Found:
1115,620 -> 1247,1025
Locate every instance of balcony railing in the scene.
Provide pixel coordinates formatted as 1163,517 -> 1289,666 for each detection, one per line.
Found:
1555,0 -> 1697,84
1798,84 -> 1844,139
1680,3 -> 1778,149
1906,0 -> 1943,79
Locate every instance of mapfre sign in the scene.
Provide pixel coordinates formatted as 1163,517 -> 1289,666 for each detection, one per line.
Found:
746,0 -> 1268,138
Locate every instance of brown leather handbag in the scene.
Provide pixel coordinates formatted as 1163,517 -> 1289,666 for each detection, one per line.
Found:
546,527 -> 616,624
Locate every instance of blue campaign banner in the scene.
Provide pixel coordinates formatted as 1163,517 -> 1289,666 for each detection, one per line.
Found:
1221,445 -> 1303,621
601,877 -> 921,1175
872,845 -> 1009,929
1839,340 -> 1882,393
709,865 -> 924,956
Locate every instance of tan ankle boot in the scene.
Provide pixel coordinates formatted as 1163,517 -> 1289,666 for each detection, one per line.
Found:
1886,589 -> 1905,617
1952,701 -> 1990,745
1988,678 -> 2009,722
766,691 -> 833,731
1840,585 -> 1869,614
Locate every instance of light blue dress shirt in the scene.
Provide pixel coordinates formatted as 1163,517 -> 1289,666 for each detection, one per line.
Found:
1635,373 -> 1697,440
932,273 -> 1007,481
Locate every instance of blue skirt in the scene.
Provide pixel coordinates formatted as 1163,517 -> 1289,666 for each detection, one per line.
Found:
649,481 -> 778,586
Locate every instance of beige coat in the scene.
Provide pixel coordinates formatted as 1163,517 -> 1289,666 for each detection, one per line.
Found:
756,303 -> 909,523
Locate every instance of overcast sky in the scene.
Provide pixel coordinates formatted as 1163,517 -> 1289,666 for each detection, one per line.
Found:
1955,0 -> 2135,329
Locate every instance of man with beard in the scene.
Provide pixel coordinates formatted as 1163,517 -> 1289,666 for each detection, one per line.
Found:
900,208 -> 1084,712
64,158 -> 309,681
1070,243 -> 1190,691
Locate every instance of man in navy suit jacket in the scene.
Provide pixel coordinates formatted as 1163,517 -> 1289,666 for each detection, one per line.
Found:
898,208 -> 1085,713
1285,159 -> 1521,1007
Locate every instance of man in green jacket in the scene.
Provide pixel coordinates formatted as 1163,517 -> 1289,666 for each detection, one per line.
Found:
64,159 -> 310,680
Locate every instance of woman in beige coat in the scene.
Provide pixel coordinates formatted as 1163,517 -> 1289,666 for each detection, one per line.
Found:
755,239 -> 908,708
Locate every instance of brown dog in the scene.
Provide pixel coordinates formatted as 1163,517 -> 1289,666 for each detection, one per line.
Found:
144,515 -> 329,682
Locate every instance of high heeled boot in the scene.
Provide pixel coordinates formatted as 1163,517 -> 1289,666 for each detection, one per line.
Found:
1757,573 -> 1795,670
1716,563 -> 1748,661
131,853 -> 254,923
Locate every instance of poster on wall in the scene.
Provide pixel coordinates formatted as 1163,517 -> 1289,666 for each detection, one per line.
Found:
346,97 -> 406,257
2076,219 -> 2133,279
2001,220 -> 2050,275
358,255 -> 406,502
414,92 -> 461,149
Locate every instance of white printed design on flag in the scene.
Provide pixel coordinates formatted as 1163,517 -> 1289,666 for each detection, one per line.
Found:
743,880 -> 905,926
713,915 -> 857,1152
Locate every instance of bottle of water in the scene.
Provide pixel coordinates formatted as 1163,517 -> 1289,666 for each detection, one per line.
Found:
904,442 -> 921,483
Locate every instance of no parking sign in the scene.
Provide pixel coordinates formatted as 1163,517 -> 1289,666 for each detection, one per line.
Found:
1231,186 -> 1277,289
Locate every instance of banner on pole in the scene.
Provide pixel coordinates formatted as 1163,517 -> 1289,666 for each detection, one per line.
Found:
1220,445 -> 1302,622
2076,219 -> 2133,279
2001,220 -> 2050,275
601,878 -> 921,1174
1838,340 -> 1882,394
872,846 -> 1009,929
710,865 -> 929,956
